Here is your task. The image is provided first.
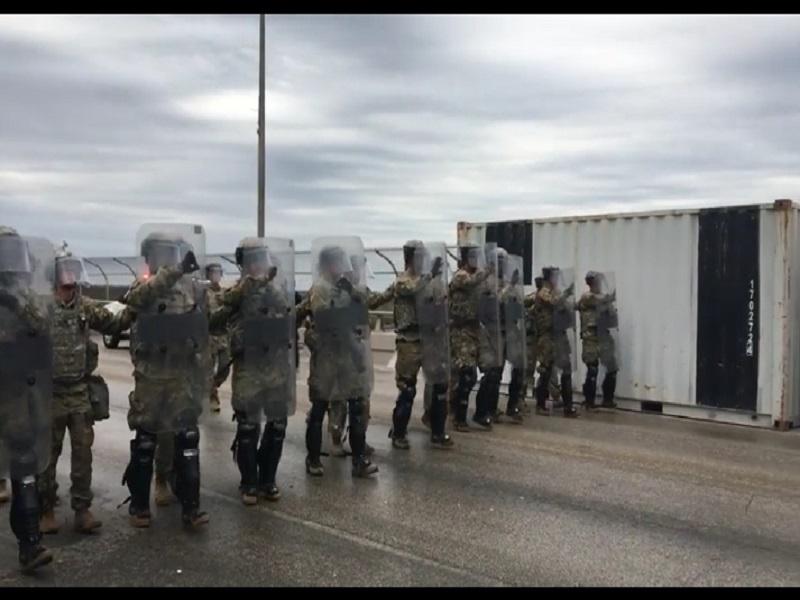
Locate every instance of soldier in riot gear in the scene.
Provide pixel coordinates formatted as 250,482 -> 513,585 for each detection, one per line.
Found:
494,253 -> 526,423
38,250 -> 124,535
0,227 -> 54,572
577,271 -> 619,410
473,244 -> 503,429
216,238 -> 295,504
298,239 -> 378,479
206,263 -> 231,414
326,254 -> 386,458
370,240 -> 454,450
448,243 -> 491,432
533,266 -> 578,418
119,227 -> 223,529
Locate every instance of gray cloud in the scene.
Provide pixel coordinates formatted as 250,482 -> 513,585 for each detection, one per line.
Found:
1,14 -> 799,258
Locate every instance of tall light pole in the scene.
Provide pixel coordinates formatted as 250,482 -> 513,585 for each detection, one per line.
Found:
257,14 -> 266,237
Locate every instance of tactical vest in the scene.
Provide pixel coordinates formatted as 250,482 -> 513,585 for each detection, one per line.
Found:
130,274 -> 209,371
51,299 -> 88,382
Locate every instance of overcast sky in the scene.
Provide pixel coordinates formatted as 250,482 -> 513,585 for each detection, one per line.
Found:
1,14 -> 799,256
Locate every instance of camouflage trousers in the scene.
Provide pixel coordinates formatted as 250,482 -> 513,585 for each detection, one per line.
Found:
528,335 -> 563,401
537,333 -> 572,373
581,333 -> 618,372
395,338 -> 422,390
39,410 -> 94,512
450,324 -> 479,370
209,340 -> 232,404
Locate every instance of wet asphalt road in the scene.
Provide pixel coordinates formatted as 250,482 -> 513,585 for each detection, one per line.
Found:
3,338 -> 800,586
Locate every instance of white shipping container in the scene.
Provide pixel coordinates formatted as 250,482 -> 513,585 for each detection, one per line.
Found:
458,200 -> 800,430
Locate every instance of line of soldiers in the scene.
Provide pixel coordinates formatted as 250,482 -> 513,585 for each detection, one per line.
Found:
0,225 -> 619,575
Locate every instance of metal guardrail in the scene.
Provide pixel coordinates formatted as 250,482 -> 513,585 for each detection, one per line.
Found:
83,246 -> 460,297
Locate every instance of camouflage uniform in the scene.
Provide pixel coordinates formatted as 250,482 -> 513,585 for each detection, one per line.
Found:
0,227 -> 54,571
448,265 -> 489,426
39,294 -> 122,515
208,282 -> 231,410
299,266 -> 377,477
577,288 -> 618,408
533,281 -> 576,416
378,257 -> 452,447
299,287 -> 388,451
120,261 -> 224,526
219,270 -> 294,502
523,294 -> 561,406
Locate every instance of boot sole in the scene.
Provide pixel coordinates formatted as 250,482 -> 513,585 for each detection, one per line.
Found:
20,552 -> 53,574
129,517 -> 151,529
431,442 -> 455,450
183,515 -> 210,528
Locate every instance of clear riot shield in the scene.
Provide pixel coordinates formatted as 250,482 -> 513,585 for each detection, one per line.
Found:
237,238 -> 297,421
552,267 -> 577,373
135,223 -> 207,274
415,242 -> 450,385
503,254 -> 526,372
0,235 -> 55,477
477,243 -> 503,369
309,236 -> 373,403
131,225 -> 210,432
596,271 -> 619,372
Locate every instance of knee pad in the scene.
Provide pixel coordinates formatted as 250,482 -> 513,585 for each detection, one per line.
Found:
176,426 -> 200,451
10,475 -> 41,545
397,383 -> 416,406
265,419 -> 287,441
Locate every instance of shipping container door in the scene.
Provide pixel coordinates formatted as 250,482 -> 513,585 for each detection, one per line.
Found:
485,220 -> 533,285
696,207 -> 759,411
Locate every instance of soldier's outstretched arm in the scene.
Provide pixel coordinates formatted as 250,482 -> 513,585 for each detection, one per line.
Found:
368,282 -> 395,309
84,296 -> 129,336
124,266 -> 183,310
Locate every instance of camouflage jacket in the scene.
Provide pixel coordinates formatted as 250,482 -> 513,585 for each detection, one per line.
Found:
448,268 -> 489,326
577,291 -> 614,339
533,285 -> 571,338
119,266 -> 227,378
219,275 -> 293,391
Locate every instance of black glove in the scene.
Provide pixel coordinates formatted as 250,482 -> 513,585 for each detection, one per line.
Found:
181,251 -> 200,274
267,266 -> 278,282
511,270 -> 520,285
431,257 -> 443,278
336,276 -> 353,294
0,290 -> 19,312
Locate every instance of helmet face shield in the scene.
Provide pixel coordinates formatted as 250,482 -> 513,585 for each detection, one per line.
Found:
320,246 -> 350,280
55,256 -> 89,288
144,240 -> 182,272
0,236 -> 32,274
240,246 -> 272,277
